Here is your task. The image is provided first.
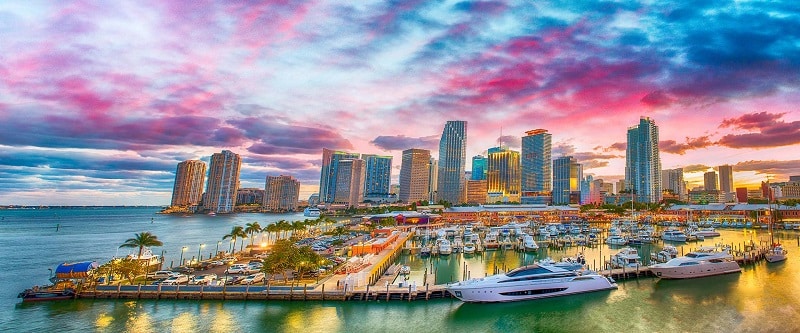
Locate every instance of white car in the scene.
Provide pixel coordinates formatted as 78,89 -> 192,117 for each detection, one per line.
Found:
240,272 -> 265,284
189,273 -> 218,285
161,274 -> 189,285
225,264 -> 251,274
147,270 -> 177,279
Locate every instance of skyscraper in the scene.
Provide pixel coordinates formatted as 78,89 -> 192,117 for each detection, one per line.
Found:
437,120 -> 467,204
625,117 -> 662,203
553,156 -> 582,205
428,158 -> 438,202
319,148 -> 360,204
333,159 -> 366,207
362,154 -> 393,196
170,160 -> 206,209
205,150 -> 242,213
264,175 -> 300,212
487,146 -> 521,202
471,155 -> 487,180
521,129 -> 552,204
704,171 -> 718,191
718,165 -> 733,194
662,168 -> 686,200
399,149 -> 431,203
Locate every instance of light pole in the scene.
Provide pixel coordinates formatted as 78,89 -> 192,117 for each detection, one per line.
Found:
198,243 -> 205,262
216,241 -> 221,257
180,246 -> 187,266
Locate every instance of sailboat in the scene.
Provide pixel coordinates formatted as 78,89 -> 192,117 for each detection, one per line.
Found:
765,182 -> 788,263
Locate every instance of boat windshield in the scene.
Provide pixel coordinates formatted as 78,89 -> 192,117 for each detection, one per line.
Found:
506,265 -> 552,277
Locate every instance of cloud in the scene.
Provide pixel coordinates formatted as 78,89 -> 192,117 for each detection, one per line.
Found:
682,164 -> 712,173
370,135 -> 439,151
497,135 -> 520,149
640,90 -> 675,108
604,142 -> 627,152
582,160 -> 609,170
717,112 -> 800,148
659,136 -> 714,155
733,160 -> 800,175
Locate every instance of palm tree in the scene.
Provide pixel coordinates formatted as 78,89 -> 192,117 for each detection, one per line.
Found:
276,220 -> 291,240
265,223 -> 279,243
291,221 -> 306,239
119,232 -> 163,259
222,226 -> 247,253
245,222 -> 262,246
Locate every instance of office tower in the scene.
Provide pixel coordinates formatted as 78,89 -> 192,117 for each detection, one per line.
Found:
236,188 -> 265,205
319,148 -> 360,204
264,175 -> 300,212
466,180 -> 488,204
616,179 -> 625,194
553,156 -> 582,205
333,159 -> 366,207
170,160 -> 206,208
521,129 -> 552,204
487,146 -> 521,202
704,171 -> 718,191
471,155 -> 487,180
580,175 -> 602,205
428,158 -> 438,202
718,164 -> 733,194
205,150 -> 242,213
661,168 -> 686,200
399,149 -> 431,203
736,187 -> 748,203
362,154 -> 393,196
437,120 -> 467,204
625,117 -> 662,203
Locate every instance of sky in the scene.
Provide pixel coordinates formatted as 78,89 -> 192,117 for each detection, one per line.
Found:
1,0 -> 799,206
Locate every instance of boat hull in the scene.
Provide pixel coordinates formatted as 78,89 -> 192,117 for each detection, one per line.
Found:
18,289 -> 75,302
765,254 -> 787,263
447,276 -> 617,303
649,262 -> 741,279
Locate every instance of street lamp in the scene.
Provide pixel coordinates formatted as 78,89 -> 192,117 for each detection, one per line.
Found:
198,243 -> 205,262
180,246 -> 187,266
216,241 -> 221,257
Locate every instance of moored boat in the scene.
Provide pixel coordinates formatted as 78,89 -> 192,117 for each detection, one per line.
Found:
18,287 -> 76,302
765,244 -> 788,263
649,246 -> 741,279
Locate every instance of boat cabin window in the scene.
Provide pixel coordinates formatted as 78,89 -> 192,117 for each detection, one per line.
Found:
506,266 -> 551,277
678,262 -> 699,266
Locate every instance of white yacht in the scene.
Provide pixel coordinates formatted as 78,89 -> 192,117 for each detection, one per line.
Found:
695,227 -> 720,237
649,247 -> 741,279
446,264 -> 617,303
651,245 -> 678,263
484,231 -> 500,250
661,229 -> 687,242
611,247 -> 641,268
605,235 -> 628,246
765,244 -> 788,263
303,207 -> 321,217
436,238 -> 452,255
463,241 -> 476,255
522,234 -> 539,252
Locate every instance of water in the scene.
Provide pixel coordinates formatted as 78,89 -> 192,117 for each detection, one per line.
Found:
2,208 -> 799,332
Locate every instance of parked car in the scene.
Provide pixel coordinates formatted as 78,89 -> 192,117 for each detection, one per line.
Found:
161,274 -> 189,285
240,272 -> 265,284
248,262 -> 263,271
189,273 -> 218,285
147,270 -> 177,279
225,264 -> 251,274
219,275 -> 245,285
171,266 -> 195,275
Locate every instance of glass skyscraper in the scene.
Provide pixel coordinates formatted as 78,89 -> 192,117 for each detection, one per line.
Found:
399,149 -> 431,203
171,159 -> 206,209
362,154 -> 392,196
471,155 -> 486,180
521,129 -> 552,204
487,146 -> 521,202
437,120 -> 467,204
204,150 -> 241,213
319,148 -> 361,204
552,156 -> 582,205
625,117 -> 662,203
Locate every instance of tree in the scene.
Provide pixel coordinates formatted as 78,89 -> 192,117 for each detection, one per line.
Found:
115,258 -> 146,284
223,226 -> 247,253
291,221 -> 306,239
245,222 -> 262,246
265,223 -> 280,243
261,240 -> 324,283
119,232 -> 163,259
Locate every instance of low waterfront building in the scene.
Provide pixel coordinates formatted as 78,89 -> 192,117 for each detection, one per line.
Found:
442,205 -> 579,225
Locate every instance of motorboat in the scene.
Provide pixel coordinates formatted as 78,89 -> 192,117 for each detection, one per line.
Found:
446,264 -> 617,303
484,231 -> 500,250
611,247 -> 641,268
522,234 -> 539,252
437,238 -> 452,255
605,235 -> 628,246
463,242 -> 476,255
303,207 -> 321,217
651,245 -> 678,263
420,245 -> 431,257
765,244 -> 787,263
649,246 -> 741,279
18,287 -> 76,302
661,229 -> 687,242
399,265 -> 411,275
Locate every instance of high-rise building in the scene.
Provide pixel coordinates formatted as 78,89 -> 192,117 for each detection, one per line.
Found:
521,129 -> 552,204
333,159 -> 366,207
718,164 -> 733,193
704,171 -> 718,191
616,179 -> 625,194
170,160 -> 206,208
264,175 -> 300,212
236,188 -> 265,205
362,154 -> 392,196
553,156 -> 582,205
204,150 -> 242,213
437,120 -> 467,204
319,148 -> 360,204
736,187 -> 748,203
399,149 -> 431,203
471,155 -> 487,180
487,146 -> 521,202
661,168 -> 686,200
466,179 -> 488,204
625,117 -> 662,203
580,175 -> 602,205
428,158 -> 438,202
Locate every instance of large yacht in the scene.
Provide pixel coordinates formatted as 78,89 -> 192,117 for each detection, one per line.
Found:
661,229 -> 687,242
765,244 -> 788,263
303,207 -> 321,217
649,246 -> 741,279
436,238 -> 452,255
522,234 -> 539,252
446,264 -> 617,303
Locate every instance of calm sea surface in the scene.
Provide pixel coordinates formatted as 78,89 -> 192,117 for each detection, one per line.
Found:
2,207 -> 799,332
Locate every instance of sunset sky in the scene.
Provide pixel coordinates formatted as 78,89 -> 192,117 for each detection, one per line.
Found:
1,1 -> 799,205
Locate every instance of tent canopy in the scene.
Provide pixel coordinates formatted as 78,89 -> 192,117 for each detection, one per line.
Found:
55,261 -> 98,279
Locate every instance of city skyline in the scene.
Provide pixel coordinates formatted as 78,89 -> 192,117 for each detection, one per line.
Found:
1,1 -> 800,205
